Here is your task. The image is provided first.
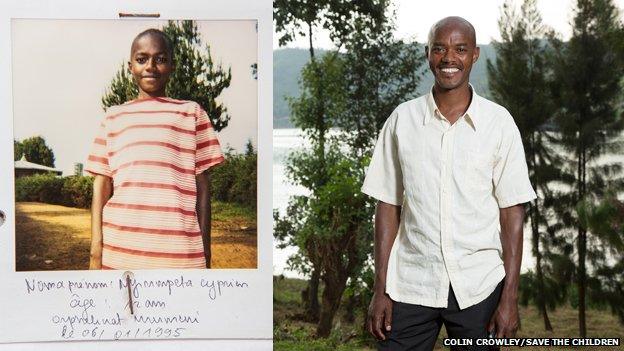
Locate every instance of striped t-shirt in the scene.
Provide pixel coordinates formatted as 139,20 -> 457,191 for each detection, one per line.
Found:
85,97 -> 224,269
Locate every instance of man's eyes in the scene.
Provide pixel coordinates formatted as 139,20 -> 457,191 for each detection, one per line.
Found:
432,47 -> 468,54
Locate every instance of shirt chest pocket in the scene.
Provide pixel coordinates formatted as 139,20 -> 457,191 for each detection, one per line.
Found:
457,149 -> 495,195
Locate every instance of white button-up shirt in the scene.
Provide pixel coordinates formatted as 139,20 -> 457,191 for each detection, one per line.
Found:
362,88 -> 536,309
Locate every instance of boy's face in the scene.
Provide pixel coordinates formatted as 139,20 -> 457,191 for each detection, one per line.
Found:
128,34 -> 173,98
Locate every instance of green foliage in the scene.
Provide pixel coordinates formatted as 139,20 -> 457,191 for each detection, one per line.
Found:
15,174 -> 64,204
100,65 -> 137,109
337,18 -> 424,156
287,52 -> 346,144
576,195 -> 624,323
274,0 -> 386,48
518,271 -> 568,310
210,141 -> 257,209
61,176 -> 94,209
14,136 -> 55,167
15,174 -> 93,209
14,140 -> 23,161
101,20 -> 232,132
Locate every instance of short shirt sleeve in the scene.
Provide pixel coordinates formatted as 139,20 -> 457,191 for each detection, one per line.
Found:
85,119 -> 112,178
195,105 -> 225,175
361,112 -> 404,206
492,115 -> 537,208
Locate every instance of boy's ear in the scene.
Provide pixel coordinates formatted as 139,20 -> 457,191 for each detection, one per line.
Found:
127,60 -> 132,72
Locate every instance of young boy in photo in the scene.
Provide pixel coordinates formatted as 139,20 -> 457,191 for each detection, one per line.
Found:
85,29 -> 224,270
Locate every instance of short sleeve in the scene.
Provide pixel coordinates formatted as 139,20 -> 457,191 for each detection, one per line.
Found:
195,106 -> 225,175
85,120 -> 112,177
361,112 -> 404,206
492,116 -> 537,208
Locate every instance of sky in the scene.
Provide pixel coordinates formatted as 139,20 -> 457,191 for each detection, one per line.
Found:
274,0 -> 624,48
12,19 -> 257,176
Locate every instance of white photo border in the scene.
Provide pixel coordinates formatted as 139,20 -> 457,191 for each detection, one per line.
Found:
0,0 -> 272,349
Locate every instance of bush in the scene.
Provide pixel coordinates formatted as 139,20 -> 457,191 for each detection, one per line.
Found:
62,176 -> 93,208
211,141 -> 257,209
15,173 -> 64,204
15,174 -> 93,209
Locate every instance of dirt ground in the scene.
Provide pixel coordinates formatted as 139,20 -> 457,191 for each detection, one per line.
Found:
15,202 -> 257,271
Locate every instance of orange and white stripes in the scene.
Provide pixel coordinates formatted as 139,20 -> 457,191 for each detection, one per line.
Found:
85,97 -> 224,269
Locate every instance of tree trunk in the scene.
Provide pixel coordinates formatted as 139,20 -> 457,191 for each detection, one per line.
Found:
530,202 -> 553,331
343,292 -> 357,323
577,147 -> 587,338
578,228 -> 587,337
316,273 -> 348,337
534,241 -> 553,331
303,268 -> 321,322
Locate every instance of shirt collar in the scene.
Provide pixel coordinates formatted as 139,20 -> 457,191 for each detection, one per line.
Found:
424,84 -> 480,131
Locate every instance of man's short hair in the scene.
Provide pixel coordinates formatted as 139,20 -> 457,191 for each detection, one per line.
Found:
427,16 -> 476,47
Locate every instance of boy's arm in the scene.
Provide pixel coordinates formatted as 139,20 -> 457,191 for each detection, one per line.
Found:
90,174 -> 113,270
196,170 -> 212,268
367,201 -> 401,341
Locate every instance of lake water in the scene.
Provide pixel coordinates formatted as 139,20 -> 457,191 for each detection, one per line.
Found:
272,129 -> 624,279
273,129 -> 309,278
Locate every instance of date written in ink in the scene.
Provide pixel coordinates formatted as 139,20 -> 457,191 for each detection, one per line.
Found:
60,326 -> 186,340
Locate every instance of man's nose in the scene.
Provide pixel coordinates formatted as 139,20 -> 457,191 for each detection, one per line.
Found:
442,49 -> 454,63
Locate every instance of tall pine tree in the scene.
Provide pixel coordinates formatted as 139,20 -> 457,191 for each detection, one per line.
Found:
550,0 -> 624,337
487,0 -> 564,331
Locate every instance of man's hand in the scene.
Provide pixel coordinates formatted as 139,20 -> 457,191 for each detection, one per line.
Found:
367,291 -> 393,340
367,201 -> 401,341
487,296 -> 519,338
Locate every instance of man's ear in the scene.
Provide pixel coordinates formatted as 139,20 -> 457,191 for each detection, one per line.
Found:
473,46 -> 480,64
425,45 -> 430,59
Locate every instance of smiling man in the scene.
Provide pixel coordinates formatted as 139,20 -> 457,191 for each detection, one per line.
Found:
363,17 -> 536,350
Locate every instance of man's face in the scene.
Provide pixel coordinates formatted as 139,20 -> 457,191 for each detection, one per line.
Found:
128,35 -> 173,97
426,23 -> 479,91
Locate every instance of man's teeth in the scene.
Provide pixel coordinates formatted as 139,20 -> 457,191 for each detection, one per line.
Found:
441,68 -> 459,73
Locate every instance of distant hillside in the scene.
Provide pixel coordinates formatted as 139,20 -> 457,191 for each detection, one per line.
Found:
273,45 -> 496,128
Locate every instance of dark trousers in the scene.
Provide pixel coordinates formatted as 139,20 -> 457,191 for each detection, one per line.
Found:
379,280 -> 504,351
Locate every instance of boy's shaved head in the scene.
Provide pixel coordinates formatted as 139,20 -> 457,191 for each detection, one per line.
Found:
428,16 -> 476,47
131,28 -> 174,60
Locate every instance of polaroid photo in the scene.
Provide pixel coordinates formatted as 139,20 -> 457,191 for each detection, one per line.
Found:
0,0 -> 272,349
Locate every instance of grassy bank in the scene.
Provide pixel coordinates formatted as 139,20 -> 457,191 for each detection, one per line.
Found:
274,277 -> 624,351
15,201 -> 257,271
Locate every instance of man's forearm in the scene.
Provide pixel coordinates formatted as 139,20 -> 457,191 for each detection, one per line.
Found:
374,201 -> 402,293
196,171 -> 212,268
499,204 -> 525,299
